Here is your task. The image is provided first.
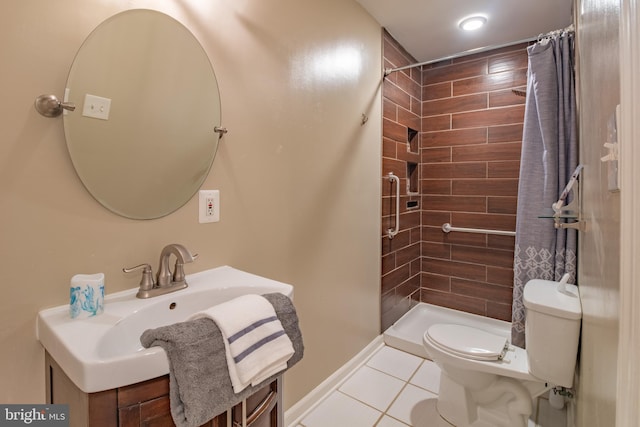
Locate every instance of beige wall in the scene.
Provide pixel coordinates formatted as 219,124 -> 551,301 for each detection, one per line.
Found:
575,0 -> 621,425
0,0 -> 382,406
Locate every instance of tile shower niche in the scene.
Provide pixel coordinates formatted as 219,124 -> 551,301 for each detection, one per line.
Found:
407,127 -> 419,199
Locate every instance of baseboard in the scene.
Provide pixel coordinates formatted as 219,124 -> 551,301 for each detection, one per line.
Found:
284,335 -> 385,426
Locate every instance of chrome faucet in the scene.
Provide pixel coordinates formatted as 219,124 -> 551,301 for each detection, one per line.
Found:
123,244 -> 198,299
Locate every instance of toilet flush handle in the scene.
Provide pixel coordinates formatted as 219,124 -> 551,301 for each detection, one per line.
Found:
556,273 -> 571,293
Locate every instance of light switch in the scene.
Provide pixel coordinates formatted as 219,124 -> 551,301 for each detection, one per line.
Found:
82,94 -> 111,120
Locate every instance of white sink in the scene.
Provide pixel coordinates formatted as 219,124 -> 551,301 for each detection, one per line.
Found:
37,266 -> 293,393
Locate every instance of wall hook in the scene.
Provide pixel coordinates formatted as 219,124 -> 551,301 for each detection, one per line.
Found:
213,126 -> 228,139
361,113 -> 369,126
35,94 -> 76,118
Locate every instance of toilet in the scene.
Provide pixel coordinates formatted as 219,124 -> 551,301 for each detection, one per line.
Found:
422,278 -> 582,427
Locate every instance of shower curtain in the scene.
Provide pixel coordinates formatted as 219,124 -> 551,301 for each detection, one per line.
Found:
511,31 -> 578,347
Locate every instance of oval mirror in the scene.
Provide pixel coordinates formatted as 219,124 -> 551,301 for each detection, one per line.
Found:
63,9 -> 221,219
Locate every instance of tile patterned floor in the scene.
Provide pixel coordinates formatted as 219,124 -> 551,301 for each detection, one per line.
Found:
295,345 -> 567,427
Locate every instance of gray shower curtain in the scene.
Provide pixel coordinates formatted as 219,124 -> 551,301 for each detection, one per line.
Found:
511,32 -> 578,347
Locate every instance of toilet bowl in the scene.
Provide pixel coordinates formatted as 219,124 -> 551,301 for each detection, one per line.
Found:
423,278 -> 582,427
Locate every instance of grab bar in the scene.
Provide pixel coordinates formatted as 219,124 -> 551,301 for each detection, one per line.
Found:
387,173 -> 400,239
441,223 -> 515,237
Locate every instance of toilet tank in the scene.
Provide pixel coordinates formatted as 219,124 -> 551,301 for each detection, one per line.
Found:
523,279 -> 582,388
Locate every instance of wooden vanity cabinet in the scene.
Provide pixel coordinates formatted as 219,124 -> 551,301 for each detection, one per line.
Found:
45,352 -> 281,427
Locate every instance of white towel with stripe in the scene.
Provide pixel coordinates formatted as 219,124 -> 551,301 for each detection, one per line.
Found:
189,293 -> 295,393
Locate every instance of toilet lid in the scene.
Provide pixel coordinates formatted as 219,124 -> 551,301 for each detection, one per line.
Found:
426,324 -> 509,361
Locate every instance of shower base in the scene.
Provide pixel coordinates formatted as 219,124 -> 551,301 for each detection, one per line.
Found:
383,302 -> 511,359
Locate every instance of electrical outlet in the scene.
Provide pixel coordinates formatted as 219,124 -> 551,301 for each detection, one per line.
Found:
199,190 -> 220,223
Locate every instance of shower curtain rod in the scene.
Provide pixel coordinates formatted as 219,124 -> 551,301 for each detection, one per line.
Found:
384,37 -> 536,76
384,24 -> 575,77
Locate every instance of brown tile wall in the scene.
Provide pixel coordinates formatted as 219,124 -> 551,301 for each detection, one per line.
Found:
381,30 -> 422,331
420,44 -> 528,322
381,33 -> 527,331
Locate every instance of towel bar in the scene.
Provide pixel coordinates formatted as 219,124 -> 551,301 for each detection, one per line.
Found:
442,223 -> 516,237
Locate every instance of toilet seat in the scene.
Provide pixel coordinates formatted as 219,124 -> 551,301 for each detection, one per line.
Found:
425,324 -> 509,361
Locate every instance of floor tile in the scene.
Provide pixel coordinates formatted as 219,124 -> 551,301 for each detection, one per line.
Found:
297,345 -> 569,427
386,383 -> 439,426
300,391 -> 382,427
339,365 -> 406,411
367,346 -> 423,381
409,359 -> 441,394
376,415 -> 410,426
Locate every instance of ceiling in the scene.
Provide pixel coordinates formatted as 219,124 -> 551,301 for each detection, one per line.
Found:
355,0 -> 573,64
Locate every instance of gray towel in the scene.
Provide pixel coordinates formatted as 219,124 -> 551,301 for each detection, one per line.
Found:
140,292 -> 304,427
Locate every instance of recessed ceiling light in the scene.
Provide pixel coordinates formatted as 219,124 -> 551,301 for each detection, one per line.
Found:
459,16 -> 487,31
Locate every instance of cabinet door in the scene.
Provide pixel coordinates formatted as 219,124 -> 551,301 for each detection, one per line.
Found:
45,352 -> 118,427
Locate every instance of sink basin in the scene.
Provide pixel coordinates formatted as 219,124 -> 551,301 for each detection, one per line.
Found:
37,266 -> 293,393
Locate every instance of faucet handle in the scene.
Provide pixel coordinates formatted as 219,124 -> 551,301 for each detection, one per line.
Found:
172,253 -> 198,284
123,263 -> 155,291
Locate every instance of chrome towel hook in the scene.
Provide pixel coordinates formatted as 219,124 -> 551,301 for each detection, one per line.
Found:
34,94 -> 76,118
